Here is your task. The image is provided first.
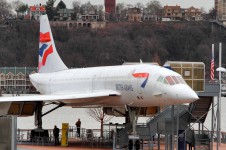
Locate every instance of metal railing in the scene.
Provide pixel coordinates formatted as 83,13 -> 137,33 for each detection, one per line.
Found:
17,126 -> 114,147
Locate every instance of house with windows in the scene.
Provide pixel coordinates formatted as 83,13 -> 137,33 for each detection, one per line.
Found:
184,6 -> 202,21
0,67 -> 37,94
78,2 -> 100,21
29,4 -> 46,20
142,8 -> 158,21
164,5 -> 182,20
127,7 -> 142,22
56,9 -> 75,21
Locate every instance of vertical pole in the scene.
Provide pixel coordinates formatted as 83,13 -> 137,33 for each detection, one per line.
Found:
217,95 -> 219,150
171,105 -> 174,150
12,116 -> 17,150
211,97 -> 214,150
165,134 -> 168,150
176,105 -> 179,150
219,43 -> 222,145
158,134 -> 160,150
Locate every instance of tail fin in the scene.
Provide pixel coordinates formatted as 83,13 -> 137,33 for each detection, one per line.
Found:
38,15 -> 68,73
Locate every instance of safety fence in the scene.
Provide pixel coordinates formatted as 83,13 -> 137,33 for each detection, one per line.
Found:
16,126 -> 114,147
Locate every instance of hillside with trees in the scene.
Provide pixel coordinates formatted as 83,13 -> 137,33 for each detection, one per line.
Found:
0,20 -> 225,78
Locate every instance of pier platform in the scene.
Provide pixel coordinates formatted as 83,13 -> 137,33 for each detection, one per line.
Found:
17,141 -> 226,150
17,144 -> 226,150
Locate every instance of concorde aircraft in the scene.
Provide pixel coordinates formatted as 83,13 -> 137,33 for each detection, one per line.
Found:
0,15 -> 198,112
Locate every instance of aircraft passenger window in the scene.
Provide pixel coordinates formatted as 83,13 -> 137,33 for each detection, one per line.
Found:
172,76 -> 179,84
166,76 -> 175,85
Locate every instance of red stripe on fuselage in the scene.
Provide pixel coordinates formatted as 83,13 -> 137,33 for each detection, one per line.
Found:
132,73 -> 149,78
40,32 -> 51,43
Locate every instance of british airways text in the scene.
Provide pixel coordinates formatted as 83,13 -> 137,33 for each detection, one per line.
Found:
116,84 -> 133,91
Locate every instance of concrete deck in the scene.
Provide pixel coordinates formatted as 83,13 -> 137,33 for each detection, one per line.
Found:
17,142 -> 226,150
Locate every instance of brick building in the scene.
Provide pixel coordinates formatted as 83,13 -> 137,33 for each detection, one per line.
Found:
104,0 -> 116,14
216,0 -> 226,21
164,5 -> 182,20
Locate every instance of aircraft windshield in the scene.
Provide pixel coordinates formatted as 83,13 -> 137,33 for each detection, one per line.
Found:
166,76 -> 175,85
176,76 -> 186,84
172,76 -> 179,84
157,76 -> 186,85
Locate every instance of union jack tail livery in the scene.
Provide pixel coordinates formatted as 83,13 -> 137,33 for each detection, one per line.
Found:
39,15 -> 68,73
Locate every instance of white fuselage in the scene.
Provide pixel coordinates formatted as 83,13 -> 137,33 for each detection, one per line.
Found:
30,64 -> 198,107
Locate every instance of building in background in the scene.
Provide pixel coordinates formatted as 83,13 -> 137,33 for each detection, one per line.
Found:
164,5 -> 182,21
184,6 -> 202,21
56,9 -> 75,21
216,0 -> 226,22
78,2 -> 100,21
127,7 -> 142,22
142,8 -> 158,21
104,0 -> 116,20
215,0 -> 218,14
104,0 -> 116,14
0,67 -> 37,94
29,4 -> 46,20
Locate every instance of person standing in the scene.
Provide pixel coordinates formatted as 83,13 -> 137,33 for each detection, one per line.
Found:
53,125 -> 60,145
75,119 -> 81,137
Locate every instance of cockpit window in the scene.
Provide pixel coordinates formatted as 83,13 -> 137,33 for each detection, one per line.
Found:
177,76 -> 186,84
166,76 -> 175,85
157,76 -> 186,85
163,78 -> 169,84
157,76 -> 163,82
172,76 -> 179,84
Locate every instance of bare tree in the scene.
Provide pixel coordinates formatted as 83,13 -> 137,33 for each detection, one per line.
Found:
0,0 -> 12,19
72,0 -> 81,8
200,7 -> 206,14
116,3 -> 126,21
88,108 -> 113,138
116,3 -> 125,12
135,2 -> 144,9
209,7 -> 216,19
12,0 -> 28,18
146,0 -> 163,16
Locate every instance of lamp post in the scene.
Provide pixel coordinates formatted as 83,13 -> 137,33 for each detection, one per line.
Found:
216,67 -> 226,149
216,42 -> 224,149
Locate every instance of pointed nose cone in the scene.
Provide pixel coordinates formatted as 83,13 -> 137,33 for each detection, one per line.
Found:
177,86 -> 199,103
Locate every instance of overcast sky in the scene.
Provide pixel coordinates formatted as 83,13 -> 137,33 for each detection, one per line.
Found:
7,0 -> 214,12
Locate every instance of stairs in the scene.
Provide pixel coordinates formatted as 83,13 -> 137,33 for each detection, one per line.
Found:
188,96 -> 213,123
194,133 -> 211,149
115,97 -> 213,149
